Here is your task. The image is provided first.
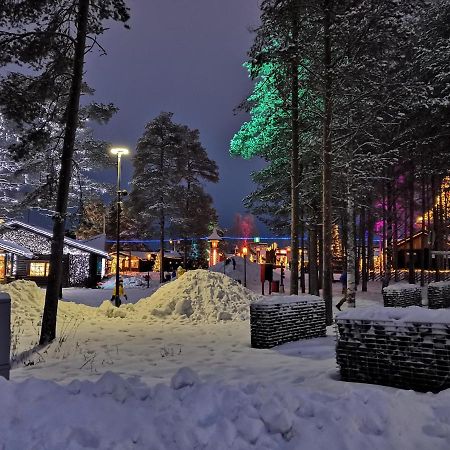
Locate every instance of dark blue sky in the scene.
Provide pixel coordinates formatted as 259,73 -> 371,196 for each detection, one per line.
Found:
84,0 -> 266,233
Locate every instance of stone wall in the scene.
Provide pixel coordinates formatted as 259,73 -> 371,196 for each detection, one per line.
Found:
250,295 -> 326,349
336,307 -> 450,392
382,284 -> 422,307
427,282 -> 450,309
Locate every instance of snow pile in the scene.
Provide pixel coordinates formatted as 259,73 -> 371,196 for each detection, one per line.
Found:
5,280 -> 98,329
1,367 -> 449,450
135,269 -> 259,322
2,280 -> 46,324
99,275 -> 146,289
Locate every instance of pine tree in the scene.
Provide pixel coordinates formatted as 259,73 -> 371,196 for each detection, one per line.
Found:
131,114 -> 219,278
170,127 -> 219,267
75,199 -> 107,239
0,0 -> 130,343
130,112 -> 186,283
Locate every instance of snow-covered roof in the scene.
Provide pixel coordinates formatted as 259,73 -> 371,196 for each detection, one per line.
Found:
3,221 -> 109,258
0,239 -> 33,258
207,227 -> 222,241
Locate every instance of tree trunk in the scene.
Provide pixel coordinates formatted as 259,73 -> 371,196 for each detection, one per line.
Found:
318,225 -> 324,291
159,144 -> 166,283
40,0 -> 90,345
346,193 -> 356,307
354,215 -> 359,289
382,180 -> 394,289
367,207 -> 374,281
426,178 -> 432,283
322,0 -> 333,324
431,175 -> 439,280
300,209 -> 306,293
289,4 -> 300,295
309,225 -> 319,295
420,174 -> 426,286
408,165 -> 415,284
160,209 -> 165,284
393,192 -> 399,282
361,207 -> 367,291
382,183 -> 386,279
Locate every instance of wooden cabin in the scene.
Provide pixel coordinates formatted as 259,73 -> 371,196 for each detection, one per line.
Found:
0,221 -> 109,287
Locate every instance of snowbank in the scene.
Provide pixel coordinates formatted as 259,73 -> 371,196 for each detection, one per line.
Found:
135,269 -> 259,322
4,280 -> 99,325
1,367 -> 449,450
3,280 -> 46,324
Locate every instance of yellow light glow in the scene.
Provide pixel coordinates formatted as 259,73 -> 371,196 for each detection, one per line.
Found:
242,247 -> 248,256
110,147 -> 129,156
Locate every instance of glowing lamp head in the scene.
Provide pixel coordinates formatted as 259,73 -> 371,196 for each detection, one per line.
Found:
242,247 -> 248,256
110,147 -> 129,156
147,253 -> 151,261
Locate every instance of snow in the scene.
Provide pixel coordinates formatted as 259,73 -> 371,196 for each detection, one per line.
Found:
382,283 -> 421,292
99,274 -> 149,289
336,305 -> 450,323
134,269 -> 259,322
210,256 -> 269,293
255,294 -> 322,305
2,278 -> 450,449
428,281 -> 450,287
1,367 -> 450,449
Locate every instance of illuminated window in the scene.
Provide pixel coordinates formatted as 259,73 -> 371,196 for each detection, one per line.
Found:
29,262 -> 50,277
131,259 -> 139,269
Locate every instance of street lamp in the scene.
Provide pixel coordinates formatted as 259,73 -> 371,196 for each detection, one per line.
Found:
146,253 -> 151,288
111,147 -> 129,307
207,228 -> 222,267
242,246 -> 248,288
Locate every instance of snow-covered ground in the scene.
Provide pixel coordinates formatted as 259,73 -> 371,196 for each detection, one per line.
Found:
62,286 -> 159,307
1,272 -> 449,449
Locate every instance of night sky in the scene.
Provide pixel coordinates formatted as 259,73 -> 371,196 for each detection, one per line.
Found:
84,0 -> 266,234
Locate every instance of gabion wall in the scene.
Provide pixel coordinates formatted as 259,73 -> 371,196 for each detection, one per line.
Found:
382,284 -> 422,307
250,295 -> 326,349
336,308 -> 450,392
428,282 -> 450,309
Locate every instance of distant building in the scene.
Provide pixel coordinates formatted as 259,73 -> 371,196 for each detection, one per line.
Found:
0,221 -> 109,287
106,250 -> 183,274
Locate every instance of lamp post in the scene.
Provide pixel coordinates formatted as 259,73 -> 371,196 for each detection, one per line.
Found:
207,228 -> 222,267
111,147 -> 129,307
147,253 -> 151,288
242,246 -> 248,287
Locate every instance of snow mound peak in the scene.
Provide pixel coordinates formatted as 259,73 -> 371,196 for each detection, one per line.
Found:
136,269 -> 259,322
